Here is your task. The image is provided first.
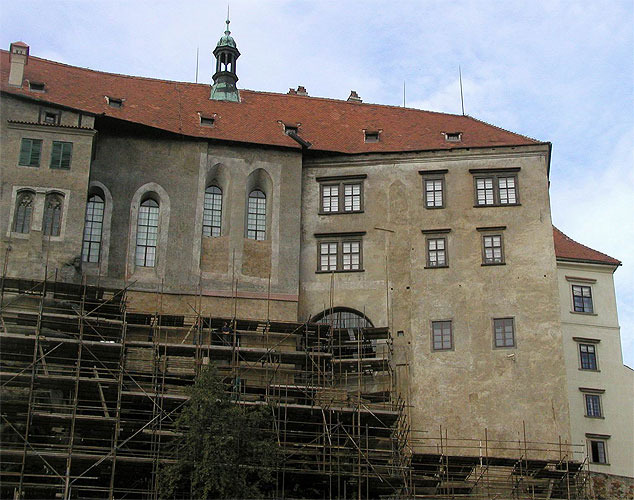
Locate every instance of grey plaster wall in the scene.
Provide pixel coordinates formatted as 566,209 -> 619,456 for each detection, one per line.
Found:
89,129 -> 303,318
300,145 -> 571,454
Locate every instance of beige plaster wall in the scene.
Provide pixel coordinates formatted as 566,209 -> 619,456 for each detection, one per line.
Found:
300,145 -> 571,457
557,260 -> 634,477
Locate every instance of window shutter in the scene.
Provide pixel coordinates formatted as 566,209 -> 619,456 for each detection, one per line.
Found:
31,140 -> 42,166
60,143 -> 72,169
50,142 -> 62,168
19,139 -> 31,165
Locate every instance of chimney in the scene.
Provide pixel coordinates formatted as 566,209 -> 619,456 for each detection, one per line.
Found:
287,88 -> 297,95
296,86 -> 308,96
8,41 -> 29,87
347,90 -> 362,103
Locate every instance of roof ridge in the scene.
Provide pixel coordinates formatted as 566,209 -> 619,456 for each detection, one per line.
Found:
0,49 -> 208,87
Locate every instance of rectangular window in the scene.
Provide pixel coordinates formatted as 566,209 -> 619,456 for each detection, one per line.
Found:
342,241 -> 361,270
584,394 -> 602,418
319,242 -> 338,271
425,178 -> 444,208
572,285 -> 593,313
427,237 -> 447,267
589,439 -> 608,464
579,344 -> 598,370
318,176 -> 365,214
432,321 -> 453,351
50,141 -> 73,170
321,185 -> 339,213
493,318 -> 515,348
476,177 -> 495,205
473,173 -> 519,206
18,138 -> 42,167
316,235 -> 364,272
343,183 -> 362,212
483,234 -> 504,264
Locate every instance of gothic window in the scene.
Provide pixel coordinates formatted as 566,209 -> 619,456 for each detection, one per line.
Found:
82,194 -> 105,263
247,189 -> 266,240
13,191 -> 34,233
203,186 -> 222,237
42,194 -> 63,237
135,198 -> 159,267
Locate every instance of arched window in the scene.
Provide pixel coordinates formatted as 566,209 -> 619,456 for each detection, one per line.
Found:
247,189 -> 266,240
135,198 -> 159,267
13,191 -> 34,234
43,193 -> 63,237
203,186 -> 222,237
312,307 -> 373,330
82,194 -> 105,263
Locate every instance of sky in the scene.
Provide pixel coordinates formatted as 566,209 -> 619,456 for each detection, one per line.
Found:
1,0 -> 632,365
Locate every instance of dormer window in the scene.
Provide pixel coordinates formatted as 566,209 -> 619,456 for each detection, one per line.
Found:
364,130 -> 380,143
284,124 -> 298,135
41,110 -> 60,125
28,81 -> 45,92
444,132 -> 462,142
106,97 -> 123,108
200,115 -> 215,127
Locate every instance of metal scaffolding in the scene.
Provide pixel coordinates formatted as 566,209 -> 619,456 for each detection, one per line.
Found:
0,271 -> 590,499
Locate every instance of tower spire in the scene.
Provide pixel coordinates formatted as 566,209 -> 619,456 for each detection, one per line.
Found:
210,13 -> 240,102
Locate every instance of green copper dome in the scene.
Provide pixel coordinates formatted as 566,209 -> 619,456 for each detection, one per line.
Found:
217,19 -> 236,48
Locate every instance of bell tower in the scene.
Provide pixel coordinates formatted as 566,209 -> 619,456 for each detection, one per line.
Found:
210,16 -> 240,102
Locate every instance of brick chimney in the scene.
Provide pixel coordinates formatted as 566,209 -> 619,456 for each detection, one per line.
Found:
347,90 -> 362,103
8,41 -> 29,87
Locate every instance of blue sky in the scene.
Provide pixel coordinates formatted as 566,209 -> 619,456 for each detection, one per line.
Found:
1,0 -> 632,365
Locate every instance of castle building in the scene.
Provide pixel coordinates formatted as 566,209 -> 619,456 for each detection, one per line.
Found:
1,20 -> 631,499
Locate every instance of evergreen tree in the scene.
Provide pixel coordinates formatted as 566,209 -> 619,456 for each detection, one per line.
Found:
158,367 -> 279,499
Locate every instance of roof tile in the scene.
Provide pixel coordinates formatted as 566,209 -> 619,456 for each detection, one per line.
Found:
553,227 -> 620,266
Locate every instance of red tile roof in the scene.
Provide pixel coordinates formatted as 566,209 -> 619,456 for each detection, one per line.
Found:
1,50 -> 542,154
553,227 -> 620,266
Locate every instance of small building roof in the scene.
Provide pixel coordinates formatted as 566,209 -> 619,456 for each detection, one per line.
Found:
553,227 -> 621,266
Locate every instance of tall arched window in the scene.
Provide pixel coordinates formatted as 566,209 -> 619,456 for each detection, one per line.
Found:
202,186 -> 222,237
82,194 -> 105,262
43,193 -> 63,237
13,191 -> 34,234
135,198 -> 159,267
247,189 -> 266,240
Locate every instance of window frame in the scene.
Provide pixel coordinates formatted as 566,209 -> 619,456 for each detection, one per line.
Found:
470,168 -> 520,207
583,393 -> 603,418
493,317 -> 516,349
572,284 -> 594,314
431,320 -> 454,351
315,232 -> 365,273
202,185 -> 223,238
481,233 -> 505,265
42,193 -> 64,237
317,174 -> 366,215
426,236 -> 448,268
246,189 -> 267,241
135,198 -> 160,268
587,436 -> 609,465
18,138 -> 42,167
12,190 -> 34,234
579,343 -> 599,371
82,194 -> 105,263
49,141 -> 73,170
